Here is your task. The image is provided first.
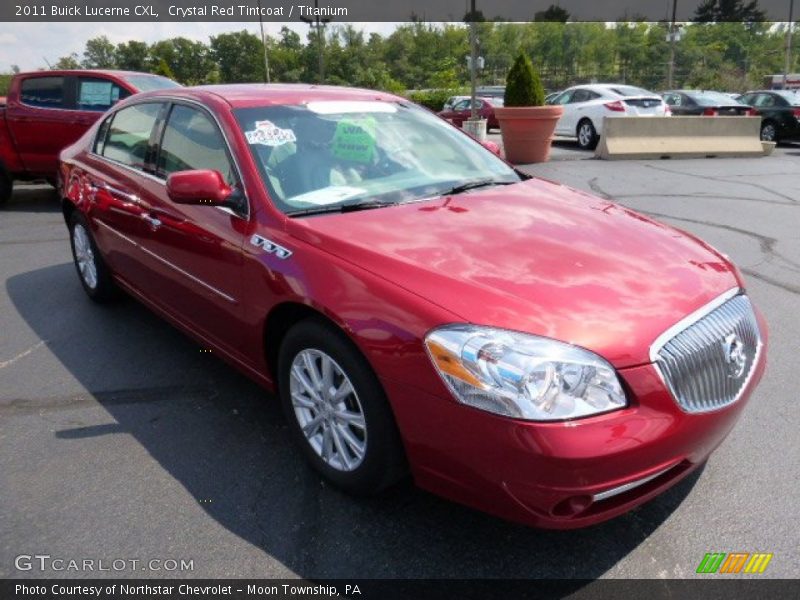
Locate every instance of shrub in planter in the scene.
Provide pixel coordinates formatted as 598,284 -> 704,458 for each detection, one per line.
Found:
494,54 -> 563,164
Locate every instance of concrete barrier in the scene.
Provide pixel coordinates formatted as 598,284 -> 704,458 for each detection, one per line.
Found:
595,116 -> 768,160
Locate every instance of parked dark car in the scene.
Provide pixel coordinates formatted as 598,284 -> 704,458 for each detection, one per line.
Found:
737,90 -> 800,142
0,69 -> 180,206
661,90 -> 753,117
438,97 -> 502,131
59,84 -> 767,529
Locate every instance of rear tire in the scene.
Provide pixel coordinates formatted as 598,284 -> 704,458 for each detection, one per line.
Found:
760,121 -> 778,143
577,119 -> 598,150
278,318 -> 406,495
0,172 -> 11,208
68,211 -> 119,302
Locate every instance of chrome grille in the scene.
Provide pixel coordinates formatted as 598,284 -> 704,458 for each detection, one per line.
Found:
652,292 -> 762,413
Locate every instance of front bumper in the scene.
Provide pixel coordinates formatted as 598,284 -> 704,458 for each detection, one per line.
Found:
384,330 -> 767,529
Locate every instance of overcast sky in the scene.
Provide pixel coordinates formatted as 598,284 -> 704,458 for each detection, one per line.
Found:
0,22 -> 400,72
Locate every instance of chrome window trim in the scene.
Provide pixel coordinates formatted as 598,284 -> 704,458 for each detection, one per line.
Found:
649,287 -> 763,415
95,220 -> 237,304
89,95 -> 251,221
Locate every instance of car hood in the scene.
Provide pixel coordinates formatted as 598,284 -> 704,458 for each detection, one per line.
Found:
286,178 -> 740,367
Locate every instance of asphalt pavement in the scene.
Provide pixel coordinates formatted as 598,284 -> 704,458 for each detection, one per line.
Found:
1,145 -> 798,582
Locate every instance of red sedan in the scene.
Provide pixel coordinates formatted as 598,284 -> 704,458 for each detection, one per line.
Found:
438,96 -> 502,130
59,85 -> 767,529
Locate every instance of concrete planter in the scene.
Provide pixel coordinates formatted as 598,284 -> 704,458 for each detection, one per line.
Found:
461,118 -> 488,141
495,105 -> 564,164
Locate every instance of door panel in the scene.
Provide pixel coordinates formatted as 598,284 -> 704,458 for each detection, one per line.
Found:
137,102 -> 247,354
85,102 -> 165,291
6,76 -> 84,176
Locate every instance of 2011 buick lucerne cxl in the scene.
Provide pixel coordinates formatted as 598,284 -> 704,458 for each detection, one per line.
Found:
59,85 -> 767,528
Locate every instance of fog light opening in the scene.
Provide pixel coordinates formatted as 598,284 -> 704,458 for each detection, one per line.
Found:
551,495 -> 593,518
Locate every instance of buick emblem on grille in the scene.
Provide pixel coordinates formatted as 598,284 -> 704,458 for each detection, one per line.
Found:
723,333 -> 747,378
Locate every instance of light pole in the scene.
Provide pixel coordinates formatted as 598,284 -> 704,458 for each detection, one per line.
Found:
301,0 -> 331,83
784,0 -> 795,89
469,0 -> 478,120
256,0 -> 270,83
667,0 -> 678,89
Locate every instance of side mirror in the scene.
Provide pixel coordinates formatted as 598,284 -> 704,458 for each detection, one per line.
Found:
481,140 -> 502,156
166,170 -> 233,206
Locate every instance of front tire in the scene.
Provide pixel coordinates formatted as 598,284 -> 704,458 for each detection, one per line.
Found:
278,318 -> 406,495
68,212 -> 118,302
577,119 -> 599,150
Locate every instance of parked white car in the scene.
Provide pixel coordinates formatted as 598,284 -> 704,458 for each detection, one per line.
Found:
550,84 -> 670,149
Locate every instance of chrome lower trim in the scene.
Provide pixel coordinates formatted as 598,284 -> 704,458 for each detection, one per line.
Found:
94,219 -> 236,304
592,465 -> 676,502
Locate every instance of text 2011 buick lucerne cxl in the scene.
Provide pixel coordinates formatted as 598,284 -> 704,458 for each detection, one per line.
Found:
59,85 -> 767,528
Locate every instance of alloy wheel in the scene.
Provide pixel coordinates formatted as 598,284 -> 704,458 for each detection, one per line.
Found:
578,122 -> 594,148
760,123 -> 776,142
72,224 -> 98,290
289,348 -> 367,472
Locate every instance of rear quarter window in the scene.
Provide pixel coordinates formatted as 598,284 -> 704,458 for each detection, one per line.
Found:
101,103 -> 162,169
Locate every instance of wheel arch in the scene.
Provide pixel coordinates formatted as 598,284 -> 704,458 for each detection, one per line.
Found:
263,301 -> 356,394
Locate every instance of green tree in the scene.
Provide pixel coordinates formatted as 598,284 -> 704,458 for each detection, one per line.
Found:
54,53 -> 81,69
210,30 -> 265,83
150,38 -> 213,84
82,36 -> 117,68
504,53 -> 545,106
115,41 -> 149,71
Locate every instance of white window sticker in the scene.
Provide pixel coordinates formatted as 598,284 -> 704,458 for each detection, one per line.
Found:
79,81 -> 113,107
288,186 -> 366,206
245,120 -> 296,146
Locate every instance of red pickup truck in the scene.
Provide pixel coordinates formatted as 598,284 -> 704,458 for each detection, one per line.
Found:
0,69 -> 179,206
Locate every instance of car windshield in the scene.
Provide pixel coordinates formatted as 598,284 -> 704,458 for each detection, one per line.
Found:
234,100 -> 521,215
774,90 -> 800,106
690,91 -> 743,106
122,74 -> 181,92
609,85 -> 654,97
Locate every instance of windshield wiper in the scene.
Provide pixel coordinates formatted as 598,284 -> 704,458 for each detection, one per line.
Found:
440,179 -> 517,196
287,200 -> 400,217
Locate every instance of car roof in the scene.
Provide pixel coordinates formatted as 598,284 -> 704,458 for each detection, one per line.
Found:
18,69 -> 164,78
131,83 -> 406,109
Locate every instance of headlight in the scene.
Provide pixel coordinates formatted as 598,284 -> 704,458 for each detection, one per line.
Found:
424,325 -> 627,421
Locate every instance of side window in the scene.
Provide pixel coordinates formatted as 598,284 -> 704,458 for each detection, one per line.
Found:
77,77 -> 131,112
452,99 -> 471,112
93,114 -> 113,154
157,104 -> 236,184
756,94 -> 775,108
570,90 -> 588,103
554,90 -> 573,105
20,76 -> 66,109
102,103 -> 162,168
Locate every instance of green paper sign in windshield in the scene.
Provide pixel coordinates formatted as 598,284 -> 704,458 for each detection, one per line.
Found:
332,117 -> 377,164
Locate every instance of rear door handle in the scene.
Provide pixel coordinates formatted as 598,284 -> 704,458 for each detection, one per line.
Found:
142,214 -> 162,230
89,180 -> 140,205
